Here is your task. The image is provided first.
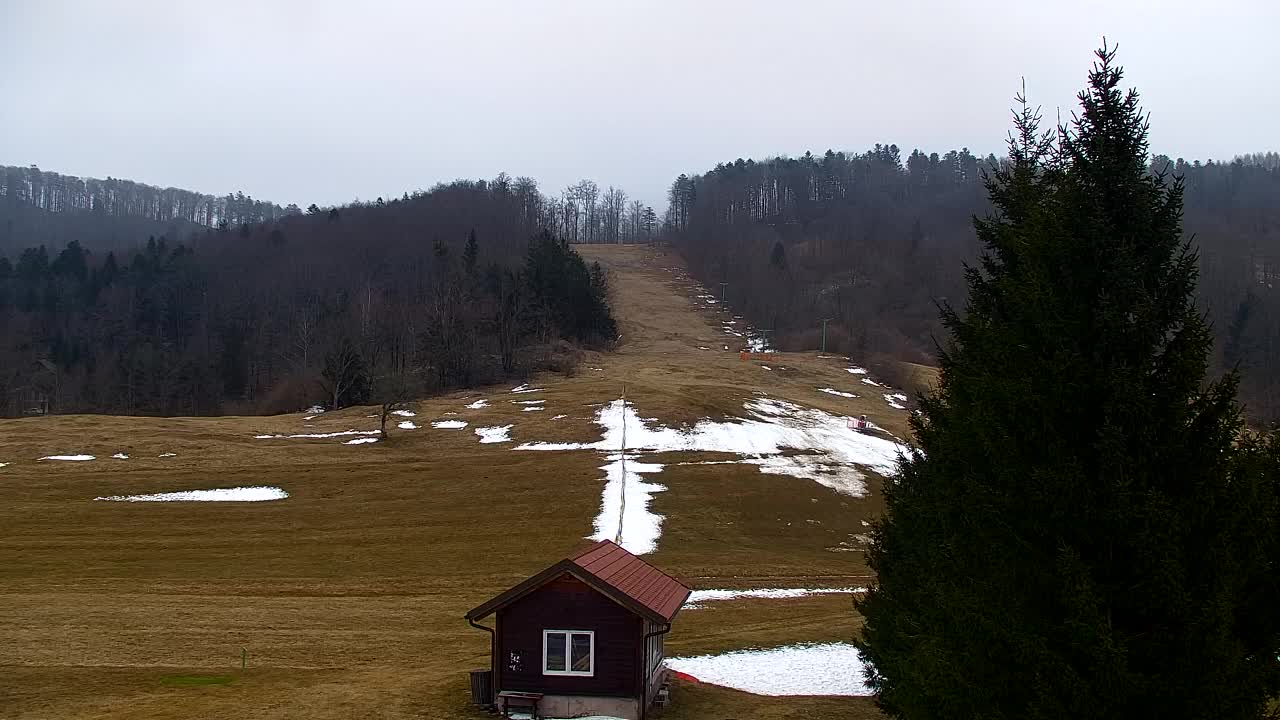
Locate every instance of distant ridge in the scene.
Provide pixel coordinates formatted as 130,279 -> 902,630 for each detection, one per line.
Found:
1,164 -> 289,230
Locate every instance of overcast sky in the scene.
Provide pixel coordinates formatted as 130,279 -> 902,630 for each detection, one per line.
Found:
2,1 -> 1276,211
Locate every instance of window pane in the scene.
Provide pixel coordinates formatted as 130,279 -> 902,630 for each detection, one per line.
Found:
571,633 -> 592,672
545,632 -> 566,672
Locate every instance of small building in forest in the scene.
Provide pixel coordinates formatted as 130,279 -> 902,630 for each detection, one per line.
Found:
466,540 -> 691,720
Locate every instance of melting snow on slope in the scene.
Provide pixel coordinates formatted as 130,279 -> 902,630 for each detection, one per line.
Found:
255,430 -> 380,440
511,384 -> 544,394
345,437 -> 379,445
590,454 -> 667,555
515,397 -> 904,554
96,486 -> 288,502
884,393 -> 908,410
819,388 -> 858,398
476,425 -> 512,444
40,455 -> 95,462
398,421 -> 420,430
666,643 -> 872,696
847,367 -> 868,375
860,378 -> 881,387
518,398 -> 902,486
685,587 -> 865,609
391,410 -> 416,417
432,420 -> 468,429
465,399 -> 489,409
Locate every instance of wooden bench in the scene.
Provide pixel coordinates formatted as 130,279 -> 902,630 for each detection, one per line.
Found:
497,690 -> 543,719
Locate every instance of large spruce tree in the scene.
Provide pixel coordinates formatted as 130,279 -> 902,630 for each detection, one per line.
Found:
857,45 -> 1280,719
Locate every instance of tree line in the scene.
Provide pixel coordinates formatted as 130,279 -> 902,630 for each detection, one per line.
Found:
1,164 -> 290,255
665,142 -> 1280,423
0,175 -> 618,416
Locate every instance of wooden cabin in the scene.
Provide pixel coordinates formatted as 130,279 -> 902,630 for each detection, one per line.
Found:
466,540 -> 691,720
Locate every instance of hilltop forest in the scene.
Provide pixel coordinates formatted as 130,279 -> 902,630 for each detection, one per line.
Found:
668,148 -> 1280,423
4,151 -> 1279,422
0,173 -> 643,416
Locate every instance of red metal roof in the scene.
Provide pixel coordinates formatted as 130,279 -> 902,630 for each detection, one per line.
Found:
570,540 -> 690,622
465,539 -> 691,623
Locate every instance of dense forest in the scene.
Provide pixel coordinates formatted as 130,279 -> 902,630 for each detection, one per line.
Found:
0,165 -> 291,256
0,174 -> 626,416
667,149 -> 1280,422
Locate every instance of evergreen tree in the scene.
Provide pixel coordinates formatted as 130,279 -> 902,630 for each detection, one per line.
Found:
769,240 -> 787,270
463,228 -> 479,276
857,45 -> 1280,720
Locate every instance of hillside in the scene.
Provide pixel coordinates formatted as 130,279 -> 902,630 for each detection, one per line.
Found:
668,149 -> 1280,422
0,244 -> 909,719
0,177 -> 622,417
0,165 -> 286,254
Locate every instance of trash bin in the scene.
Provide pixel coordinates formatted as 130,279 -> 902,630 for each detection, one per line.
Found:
469,669 -> 494,707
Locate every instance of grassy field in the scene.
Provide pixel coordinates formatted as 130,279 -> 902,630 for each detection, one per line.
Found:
0,245 -> 907,719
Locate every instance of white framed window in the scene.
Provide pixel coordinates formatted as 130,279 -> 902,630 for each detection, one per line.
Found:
543,629 -> 594,676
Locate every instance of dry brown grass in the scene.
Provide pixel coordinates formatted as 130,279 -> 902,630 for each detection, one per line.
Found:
0,245 -> 908,719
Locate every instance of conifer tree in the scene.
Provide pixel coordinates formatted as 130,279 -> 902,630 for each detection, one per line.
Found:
857,44 -> 1280,720
463,228 -> 479,277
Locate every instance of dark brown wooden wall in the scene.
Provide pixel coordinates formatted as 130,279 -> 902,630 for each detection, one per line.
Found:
496,574 -> 641,697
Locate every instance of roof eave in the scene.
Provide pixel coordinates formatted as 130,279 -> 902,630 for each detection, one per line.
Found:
464,559 -> 672,625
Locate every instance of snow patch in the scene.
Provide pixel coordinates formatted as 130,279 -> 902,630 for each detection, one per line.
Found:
515,397 -> 905,552
39,455 -> 95,462
552,414 -> 567,420
398,420 -> 419,430
158,453 -> 177,458
518,398 -> 901,482
512,400 -> 545,405
685,587 -> 865,608
847,367 -> 868,374
476,425 -> 512,444
255,429 -> 379,440
465,399 -> 489,409
760,365 -> 772,370
432,420 -> 468,429
666,643 -> 873,696
589,454 -> 667,555
860,378 -> 881,387
345,437 -> 379,445
111,453 -> 129,460
391,410 -> 416,417
511,384 -> 544,394
96,486 -> 288,502
523,406 -> 545,412
884,394 -> 906,410
819,388 -> 858,398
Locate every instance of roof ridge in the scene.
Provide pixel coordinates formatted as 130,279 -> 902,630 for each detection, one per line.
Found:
573,539 -> 691,592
